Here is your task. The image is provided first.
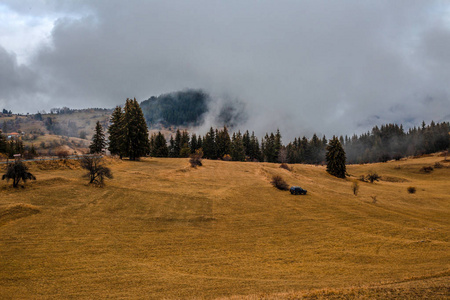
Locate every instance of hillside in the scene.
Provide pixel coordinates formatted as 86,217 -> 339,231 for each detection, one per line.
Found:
0,155 -> 449,299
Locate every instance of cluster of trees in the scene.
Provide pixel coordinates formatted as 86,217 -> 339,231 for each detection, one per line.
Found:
149,127 -> 263,161
106,98 -> 150,160
49,107 -> 110,115
146,121 -> 449,165
0,132 -> 37,159
1,109 -> 12,115
343,121 -> 450,163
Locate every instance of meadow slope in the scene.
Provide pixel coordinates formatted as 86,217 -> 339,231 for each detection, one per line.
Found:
0,155 -> 449,299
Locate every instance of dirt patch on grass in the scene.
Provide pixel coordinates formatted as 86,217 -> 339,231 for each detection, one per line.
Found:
0,204 -> 40,226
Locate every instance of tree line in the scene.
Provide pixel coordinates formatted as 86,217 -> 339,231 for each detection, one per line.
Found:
2,95 -> 449,165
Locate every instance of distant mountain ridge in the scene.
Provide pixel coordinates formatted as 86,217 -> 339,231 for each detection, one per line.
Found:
140,89 -> 210,128
140,89 -> 248,129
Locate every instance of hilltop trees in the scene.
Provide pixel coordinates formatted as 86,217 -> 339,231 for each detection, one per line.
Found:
89,121 -> 106,154
122,98 -> 150,160
326,137 -> 347,178
107,98 -> 150,160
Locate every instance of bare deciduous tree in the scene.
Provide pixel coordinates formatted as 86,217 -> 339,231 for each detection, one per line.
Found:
2,160 -> 36,188
80,156 -> 113,186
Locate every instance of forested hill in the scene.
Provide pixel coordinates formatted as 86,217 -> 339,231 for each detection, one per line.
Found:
140,90 -> 210,127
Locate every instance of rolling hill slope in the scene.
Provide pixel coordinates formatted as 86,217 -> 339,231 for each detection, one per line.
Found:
0,155 -> 448,299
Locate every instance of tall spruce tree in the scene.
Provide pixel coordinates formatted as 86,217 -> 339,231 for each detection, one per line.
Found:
89,121 -> 106,154
203,127 -> 217,159
151,131 -> 168,157
216,126 -> 231,158
326,136 -> 347,178
231,131 -> 245,161
108,106 -> 124,158
122,98 -> 150,160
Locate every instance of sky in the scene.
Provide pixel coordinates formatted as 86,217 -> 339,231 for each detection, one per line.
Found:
1,0 -> 450,139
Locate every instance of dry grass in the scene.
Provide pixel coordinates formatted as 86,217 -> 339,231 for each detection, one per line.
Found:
0,155 -> 449,299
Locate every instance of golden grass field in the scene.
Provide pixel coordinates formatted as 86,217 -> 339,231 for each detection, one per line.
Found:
0,155 -> 449,299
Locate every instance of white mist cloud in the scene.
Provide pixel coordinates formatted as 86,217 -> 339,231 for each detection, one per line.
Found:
0,0 -> 450,139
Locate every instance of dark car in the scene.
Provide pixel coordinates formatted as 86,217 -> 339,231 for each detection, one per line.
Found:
290,186 -> 307,195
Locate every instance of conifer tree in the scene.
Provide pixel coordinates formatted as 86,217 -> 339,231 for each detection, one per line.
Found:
151,131 -> 168,157
0,130 -> 6,154
90,121 -> 106,154
216,126 -> 231,158
108,106 -> 124,158
231,131 -> 245,161
190,133 -> 198,153
122,98 -> 150,160
168,135 -> 176,157
326,136 -> 347,178
203,127 -> 217,159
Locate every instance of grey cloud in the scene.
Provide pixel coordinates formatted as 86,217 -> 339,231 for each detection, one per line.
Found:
1,1 -> 450,139
0,46 -> 41,107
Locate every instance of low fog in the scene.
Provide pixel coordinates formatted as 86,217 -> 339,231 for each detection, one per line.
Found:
1,0 -> 450,139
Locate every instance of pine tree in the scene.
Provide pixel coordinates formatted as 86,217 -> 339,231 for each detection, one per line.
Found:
203,127 -> 217,159
216,126 -> 231,159
173,129 -> 182,157
274,129 -> 282,160
108,106 -> 124,158
168,135 -> 176,157
90,121 -> 106,154
190,133 -> 198,153
231,131 -> 245,161
151,131 -> 168,157
0,130 -> 6,154
326,136 -> 347,178
122,98 -> 150,160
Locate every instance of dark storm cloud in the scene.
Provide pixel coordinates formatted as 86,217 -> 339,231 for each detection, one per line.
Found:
1,0 -> 450,138
0,46 -> 41,101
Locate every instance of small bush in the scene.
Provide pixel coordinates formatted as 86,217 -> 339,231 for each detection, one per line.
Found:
271,175 -> 289,191
189,149 -> 203,168
420,166 -> 433,173
56,150 -> 69,158
371,196 -> 377,204
352,180 -> 359,196
279,163 -> 291,171
366,172 -> 380,183
434,162 -> 443,169
407,186 -> 416,194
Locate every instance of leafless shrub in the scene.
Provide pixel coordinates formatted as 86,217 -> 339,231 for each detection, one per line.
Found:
366,172 -> 380,183
189,149 -> 203,168
371,196 -> 377,204
80,156 -> 112,186
407,186 -> 416,194
279,163 -> 291,171
352,180 -> 359,196
434,162 -> 443,169
420,166 -> 433,173
271,175 -> 289,191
